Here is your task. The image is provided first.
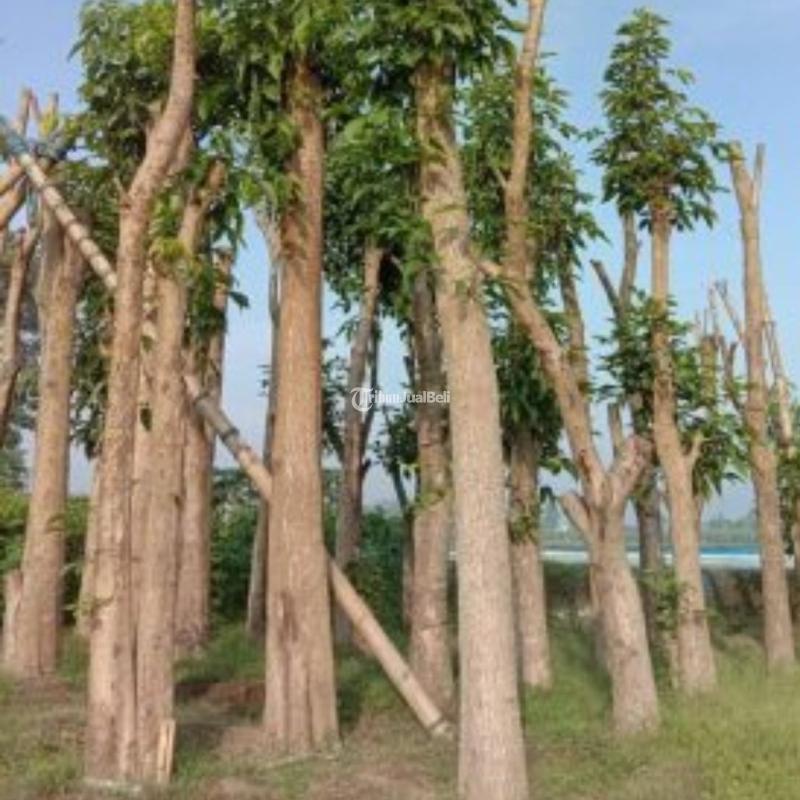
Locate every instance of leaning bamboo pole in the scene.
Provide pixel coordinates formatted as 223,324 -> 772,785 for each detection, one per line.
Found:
0,114 -> 451,739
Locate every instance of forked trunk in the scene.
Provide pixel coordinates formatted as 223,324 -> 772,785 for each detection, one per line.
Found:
409,269 -> 454,711
729,144 -> 795,668
6,217 -> 83,678
509,429 -> 552,690
416,60 -> 528,800
264,59 -> 338,756
85,0 -> 195,783
650,208 -> 716,693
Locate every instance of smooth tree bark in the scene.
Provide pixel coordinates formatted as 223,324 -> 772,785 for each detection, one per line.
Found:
5,217 -> 83,678
416,60 -> 529,800
509,429 -> 552,690
136,161 -> 225,784
264,59 -> 339,756
408,268 -> 455,711
176,249 -> 231,656
334,244 -> 382,644
0,227 -> 37,444
85,0 -> 196,783
729,143 -> 795,668
246,217 -> 282,640
650,203 -> 716,693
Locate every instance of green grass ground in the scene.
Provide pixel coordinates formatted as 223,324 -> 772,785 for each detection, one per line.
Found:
1,622 -> 800,799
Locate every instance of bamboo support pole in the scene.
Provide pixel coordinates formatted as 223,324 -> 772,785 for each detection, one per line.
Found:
0,114 -> 451,738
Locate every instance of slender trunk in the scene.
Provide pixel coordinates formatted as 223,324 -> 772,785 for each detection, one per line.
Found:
247,229 -> 281,640
176,252 -> 231,656
730,144 -> 795,668
335,244 -> 382,643
650,208 -> 716,693
77,459 -> 103,639
6,217 -> 83,678
85,0 -> 195,783
264,59 -> 338,755
409,269 -> 454,711
416,61 -> 528,800
634,476 -> 664,643
130,265 -> 156,621
0,228 -> 36,443
509,430 -> 552,690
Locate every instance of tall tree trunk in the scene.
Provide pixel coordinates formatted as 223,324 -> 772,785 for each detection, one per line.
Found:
634,478 -> 664,644
408,269 -> 454,712
77,458 -> 103,639
0,228 -> 36,444
416,60 -> 529,800
729,143 -> 795,668
85,0 -> 195,783
246,221 -> 282,640
650,207 -> 716,693
335,244 -> 382,644
509,429 -> 552,690
5,217 -> 83,677
130,264 -> 156,622
136,162 -> 223,783
264,59 -> 338,756
176,250 -> 231,656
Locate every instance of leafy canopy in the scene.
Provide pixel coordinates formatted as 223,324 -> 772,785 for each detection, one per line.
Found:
593,7 -> 724,230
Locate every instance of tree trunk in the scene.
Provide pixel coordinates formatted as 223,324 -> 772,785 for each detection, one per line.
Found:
509,429 -> 552,690
85,0 -> 195,783
77,459 -> 103,639
595,509 -> 660,733
416,60 -> 528,800
176,252 -> 231,656
729,143 -> 795,668
0,228 -> 36,444
246,226 -> 281,640
264,59 -> 338,756
335,244 -> 382,644
137,161 -> 225,783
650,208 -> 716,693
6,216 -> 83,678
634,475 -> 664,645
408,269 -> 454,712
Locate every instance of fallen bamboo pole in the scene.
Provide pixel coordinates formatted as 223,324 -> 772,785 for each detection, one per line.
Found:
0,114 -> 451,739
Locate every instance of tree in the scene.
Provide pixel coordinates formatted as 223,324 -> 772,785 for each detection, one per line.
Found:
5,212 -> 83,678
464,33 -> 658,730
367,0 -> 531,794
728,142 -> 795,667
80,0 -> 196,782
594,7 -> 722,694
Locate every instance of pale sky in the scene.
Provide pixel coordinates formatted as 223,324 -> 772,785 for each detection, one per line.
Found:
1,1 -> 799,516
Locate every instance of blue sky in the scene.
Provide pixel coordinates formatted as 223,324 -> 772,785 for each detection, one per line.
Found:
1,1 -> 799,515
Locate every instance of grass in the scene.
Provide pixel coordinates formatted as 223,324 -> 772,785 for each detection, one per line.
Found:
2,621 -> 800,798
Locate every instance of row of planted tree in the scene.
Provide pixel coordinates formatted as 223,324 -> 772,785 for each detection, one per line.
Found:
0,1 -> 799,798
